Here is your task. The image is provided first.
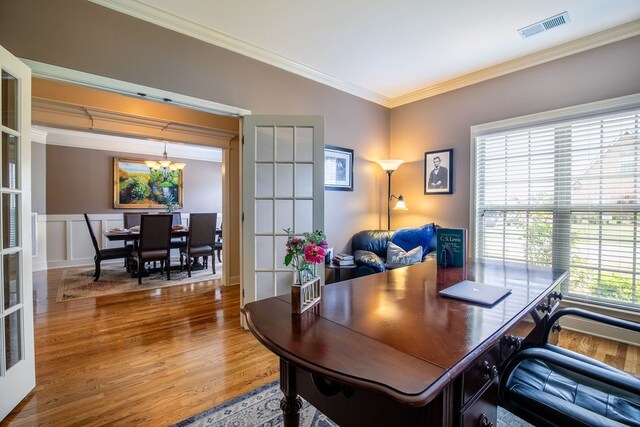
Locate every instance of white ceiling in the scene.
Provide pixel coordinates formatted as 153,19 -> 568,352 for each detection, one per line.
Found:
92,0 -> 640,107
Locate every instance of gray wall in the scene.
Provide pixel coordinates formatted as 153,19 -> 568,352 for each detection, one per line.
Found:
390,35 -> 640,230
0,0 -> 389,251
2,0 -> 638,248
43,145 -> 221,214
31,142 -> 46,214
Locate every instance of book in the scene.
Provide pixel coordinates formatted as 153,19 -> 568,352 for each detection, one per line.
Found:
436,228 -> 466,268
334,253 -> 354,261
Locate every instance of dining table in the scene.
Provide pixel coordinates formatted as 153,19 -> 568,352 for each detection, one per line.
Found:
103,226 -> 189,242
103,226 -> 189,277
103,226 -> 221,277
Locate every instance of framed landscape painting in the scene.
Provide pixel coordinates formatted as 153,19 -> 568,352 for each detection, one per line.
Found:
113,158 -> 183,209
324,145 -> 354,191
424,149 -> 453,194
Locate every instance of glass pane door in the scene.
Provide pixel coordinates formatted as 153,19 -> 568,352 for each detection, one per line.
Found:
0,43 -> 34,420
242,116 -> 324,308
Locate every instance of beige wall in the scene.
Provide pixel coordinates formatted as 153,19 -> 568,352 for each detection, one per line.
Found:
0,0 -> 389,252
390,35 -> 640,230
44,145 -> 221,215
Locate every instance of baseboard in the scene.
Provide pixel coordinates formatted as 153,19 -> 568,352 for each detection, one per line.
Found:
559,300 -> 639,346
227,275 -> 240,286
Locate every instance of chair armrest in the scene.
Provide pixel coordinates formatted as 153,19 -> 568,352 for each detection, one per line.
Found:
543,307 -> 640,344
501,347 -> 640,399
354,250 -> 386,273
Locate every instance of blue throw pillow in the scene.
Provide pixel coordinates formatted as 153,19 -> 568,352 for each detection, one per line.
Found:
391,223 -> 435,259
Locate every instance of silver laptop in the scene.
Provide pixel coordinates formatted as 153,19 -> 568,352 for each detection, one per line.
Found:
439,280 -> 511,306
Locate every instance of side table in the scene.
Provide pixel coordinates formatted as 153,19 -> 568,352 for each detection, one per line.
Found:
325,263 -> 357,283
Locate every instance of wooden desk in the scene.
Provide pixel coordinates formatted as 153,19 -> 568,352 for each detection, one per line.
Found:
242,258 -> 567,427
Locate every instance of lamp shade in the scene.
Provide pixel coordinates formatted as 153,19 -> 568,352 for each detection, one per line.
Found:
393,195 -> 408,210
376,159 -> 404,172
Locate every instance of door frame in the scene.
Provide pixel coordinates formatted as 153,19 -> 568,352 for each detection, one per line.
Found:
24,59 -> 250,288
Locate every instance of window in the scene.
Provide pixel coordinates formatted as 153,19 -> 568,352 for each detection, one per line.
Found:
472,95 -> 640,311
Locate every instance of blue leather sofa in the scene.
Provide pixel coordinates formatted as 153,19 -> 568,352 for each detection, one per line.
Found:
351,223 -> 437,277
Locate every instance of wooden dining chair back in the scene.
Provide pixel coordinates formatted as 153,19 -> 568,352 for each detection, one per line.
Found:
179,213 -> 217,277
214,221 -> 222,263
122,212 -> 148,259
123,212 -> 147,229
84,213 -> 131,281
131,214 -> 173,284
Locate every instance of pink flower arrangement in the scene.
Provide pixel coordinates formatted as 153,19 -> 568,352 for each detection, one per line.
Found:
284,228 -> 327,284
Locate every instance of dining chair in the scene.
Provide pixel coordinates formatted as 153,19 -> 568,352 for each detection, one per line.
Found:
214,221 -> 222,263
179,213 -> 217,276
130,214 -> 173,284
84,213 -> 131,281
122,212 -> 148,262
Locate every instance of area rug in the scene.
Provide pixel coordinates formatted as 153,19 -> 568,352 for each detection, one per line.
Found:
173,380 -> 532,427
57,261 -> 222,302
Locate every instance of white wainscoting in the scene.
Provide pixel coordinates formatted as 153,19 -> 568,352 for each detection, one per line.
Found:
35,213 -> 200,271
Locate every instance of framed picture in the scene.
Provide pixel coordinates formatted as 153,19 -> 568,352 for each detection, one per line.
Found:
113,157 -> 183,209
324,145 -> 354,191
424,149 -> 453,194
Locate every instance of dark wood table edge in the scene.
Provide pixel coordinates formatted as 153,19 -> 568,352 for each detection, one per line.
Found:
442,268 -> 569,379
242,263 -> 569,427
241,306 -> 453,407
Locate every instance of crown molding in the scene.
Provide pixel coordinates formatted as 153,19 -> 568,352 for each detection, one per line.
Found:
32,126 -> 222,162
388,20 -> 640,108
23,58 -> 251,117
88,0 -> 391,107
89,1 -> 639,109
31,128 -> 48,144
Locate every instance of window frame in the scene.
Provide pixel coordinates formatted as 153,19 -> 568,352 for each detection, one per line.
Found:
470,93 -> 640,312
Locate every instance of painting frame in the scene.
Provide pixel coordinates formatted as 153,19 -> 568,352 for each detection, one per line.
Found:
324,145 -> 354,191
113,157 -> 184,209
424,149 -> 453,195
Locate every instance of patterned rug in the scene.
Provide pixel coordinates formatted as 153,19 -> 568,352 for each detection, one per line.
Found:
173,380 -> 532,427
56,261 -> 222,301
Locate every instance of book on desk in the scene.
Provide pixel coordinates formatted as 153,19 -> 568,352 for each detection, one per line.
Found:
436,228 -> 467,268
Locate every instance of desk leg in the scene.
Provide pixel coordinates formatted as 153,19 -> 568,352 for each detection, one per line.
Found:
280,359 -> 302,427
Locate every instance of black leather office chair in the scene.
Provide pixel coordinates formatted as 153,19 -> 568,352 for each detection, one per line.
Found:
499,307 -> 640,427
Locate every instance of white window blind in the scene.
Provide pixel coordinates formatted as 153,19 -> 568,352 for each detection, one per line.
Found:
474,104 -> 640,311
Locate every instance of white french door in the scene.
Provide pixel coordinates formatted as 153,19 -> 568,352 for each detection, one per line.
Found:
0,44 -> 34,420
242,116 -> 324,311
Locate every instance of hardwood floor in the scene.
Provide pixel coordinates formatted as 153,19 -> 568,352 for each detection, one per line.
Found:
2,268 -> 638,426
2,268 -> 279,426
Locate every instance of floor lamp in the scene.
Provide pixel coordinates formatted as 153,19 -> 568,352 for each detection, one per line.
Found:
376,160 -> 408,230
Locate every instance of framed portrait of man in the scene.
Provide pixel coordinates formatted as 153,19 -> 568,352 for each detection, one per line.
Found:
424,149 -> 453,194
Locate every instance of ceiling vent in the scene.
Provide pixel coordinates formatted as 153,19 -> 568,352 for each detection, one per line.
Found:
518,11 -> 570,39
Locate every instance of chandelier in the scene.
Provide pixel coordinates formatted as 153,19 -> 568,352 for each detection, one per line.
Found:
144,141 -> 186,179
